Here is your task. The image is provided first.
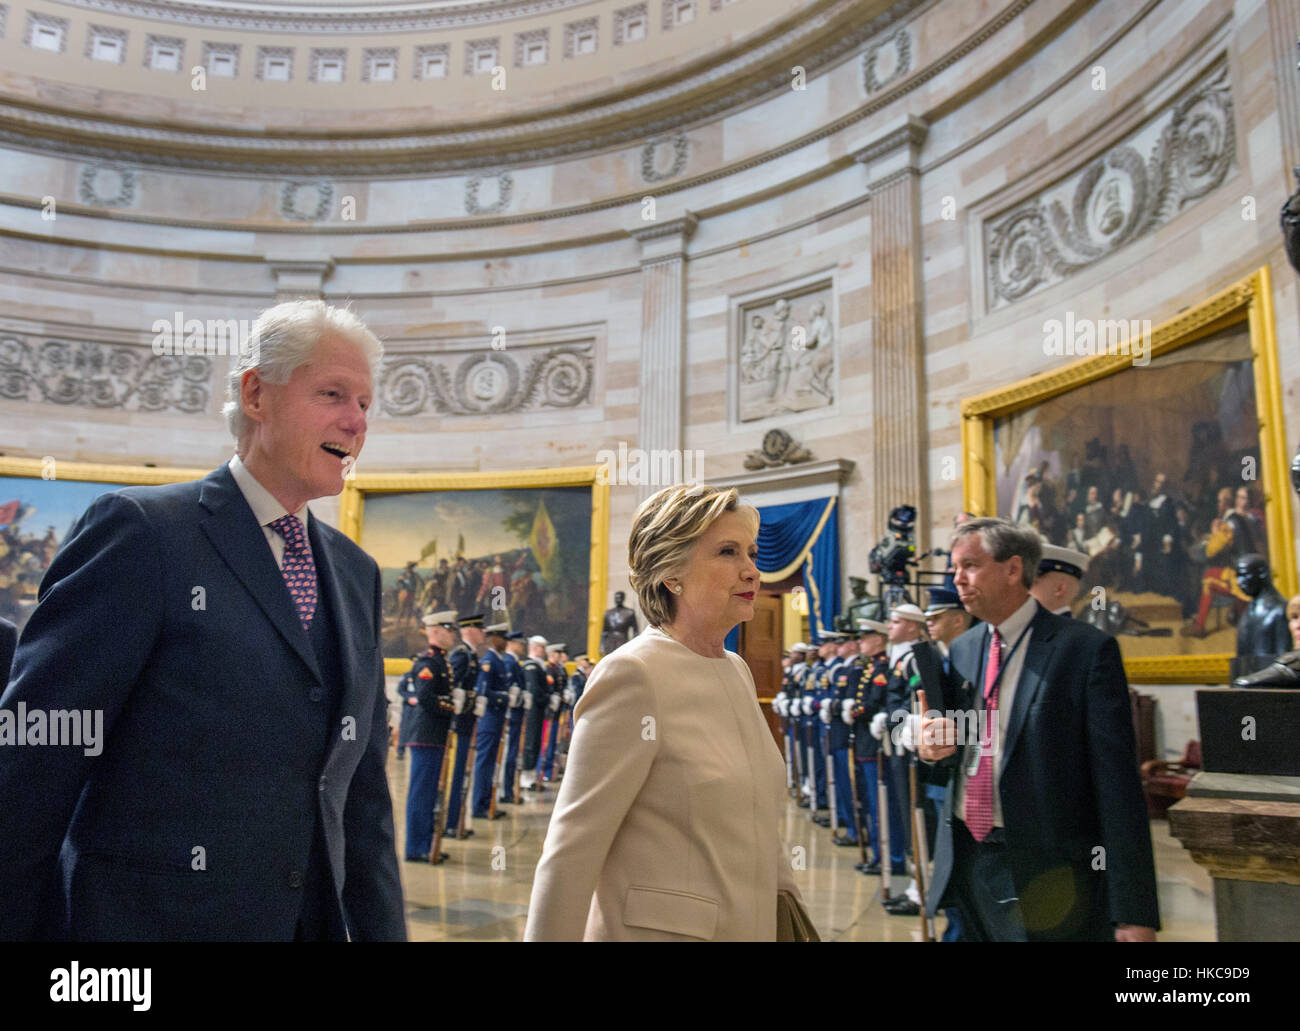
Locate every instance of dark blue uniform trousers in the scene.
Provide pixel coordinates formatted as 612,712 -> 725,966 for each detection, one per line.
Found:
471,711 -> 504,817
404,743 -> 445,859
855,758 -> 882,864
443,721 -> 474,834
831,746 -> 855,834
804,718 -> 827,808
501,708 -> 524,801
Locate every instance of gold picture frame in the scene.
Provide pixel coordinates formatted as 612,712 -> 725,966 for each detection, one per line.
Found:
338,465 -> 610,676
0,456 -> 209,633
961,267 -> 1295,683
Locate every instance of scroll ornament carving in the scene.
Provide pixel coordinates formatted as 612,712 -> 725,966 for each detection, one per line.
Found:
0,336 -> 209,411
379,345 -> 593,416
986,64 -> 1234,310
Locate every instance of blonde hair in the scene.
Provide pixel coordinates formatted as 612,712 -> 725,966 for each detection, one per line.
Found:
1287,595 -> 1300,621
627,484 -> 759,627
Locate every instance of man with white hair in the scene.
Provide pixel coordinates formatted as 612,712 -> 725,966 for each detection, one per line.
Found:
0,300 -> 406,940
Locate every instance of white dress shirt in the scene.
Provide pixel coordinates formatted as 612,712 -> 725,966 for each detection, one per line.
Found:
228,455 -> 311,570
955,595 -> 1039,828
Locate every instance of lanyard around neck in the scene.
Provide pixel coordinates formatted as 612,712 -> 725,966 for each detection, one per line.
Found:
977,619 -> 1032,705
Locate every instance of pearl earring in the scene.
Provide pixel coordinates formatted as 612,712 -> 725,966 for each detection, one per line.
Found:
672,584 -> 682,594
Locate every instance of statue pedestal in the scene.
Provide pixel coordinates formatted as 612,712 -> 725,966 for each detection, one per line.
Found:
1168,772 -> 1300,941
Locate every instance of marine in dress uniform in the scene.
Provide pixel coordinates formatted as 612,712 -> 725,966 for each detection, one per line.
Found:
850,619 -> 890,873
470,624 -> 513,819
442,613 -> 484,838
500,632 -> 528,804
829,635 -> 862,844
404,612 -> 457,862
1031,544 -> 1090,617
569,654 -> 591,706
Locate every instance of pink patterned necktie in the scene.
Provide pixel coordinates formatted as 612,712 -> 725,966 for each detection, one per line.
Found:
269,514 -> 317,631
966,628 -> 1002,842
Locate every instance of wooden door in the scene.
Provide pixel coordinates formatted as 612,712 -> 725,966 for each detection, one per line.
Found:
739,592 -> 784,749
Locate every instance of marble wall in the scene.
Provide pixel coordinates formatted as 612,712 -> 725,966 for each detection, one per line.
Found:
2,0 -> 1297,757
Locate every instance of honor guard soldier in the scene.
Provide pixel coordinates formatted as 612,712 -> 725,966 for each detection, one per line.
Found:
881,602 -> 951,916
404,612 -> 457,862
1031,544 -> 1090,617
850,619 -> 890,873
922,587 -> 971,940
520,635 -> 550,792
470,623 -> 513,820
830,633 -> 865,846
500,632 -> 528,804
817,633 -> 849,831
442,613 -> 484,839
394,663 -> 419,761
569,654 -> 592,707
802,638 -> 833,821
538,642 -> 568,783
774,643 -> 807,800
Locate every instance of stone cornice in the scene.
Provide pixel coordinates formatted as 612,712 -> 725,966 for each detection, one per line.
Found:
3,0 -> 928,173
629,211 -> 697,243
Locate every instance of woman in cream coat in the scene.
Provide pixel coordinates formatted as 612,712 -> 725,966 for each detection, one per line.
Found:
524,484 -> 807,941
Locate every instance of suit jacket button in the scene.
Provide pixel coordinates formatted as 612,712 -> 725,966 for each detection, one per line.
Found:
319,775 -> 328,791
288,870 -> 304,889
309,687 -> 324,703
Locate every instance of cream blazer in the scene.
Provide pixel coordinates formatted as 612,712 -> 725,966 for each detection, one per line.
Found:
524,627 -> 803,941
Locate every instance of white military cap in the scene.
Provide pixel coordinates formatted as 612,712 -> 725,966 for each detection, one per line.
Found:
422,610 -> 459,628
528,634 -> 549,647
1038,544 -> 1090,580
890,603 -> 927,624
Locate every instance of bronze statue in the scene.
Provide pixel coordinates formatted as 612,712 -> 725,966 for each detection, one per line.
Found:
600,590 -> 639,656
1232,554 -> 1295,684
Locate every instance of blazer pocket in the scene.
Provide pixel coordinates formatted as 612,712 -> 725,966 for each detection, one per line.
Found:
623,885 -> 720,940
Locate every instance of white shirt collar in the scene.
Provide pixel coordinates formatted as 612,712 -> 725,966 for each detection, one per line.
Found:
229,455 -> 310,534
889,640 -> 917,662
991,595 -> 1039,642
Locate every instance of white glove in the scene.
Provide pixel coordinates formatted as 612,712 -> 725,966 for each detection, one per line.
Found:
473,693 -> 488,718
869,711 -> 886,740
841,699 -> 854,725
523,691 -> 533,710
563,687 -> 576,705
773,692 -> 787,717
897,714 -> 919,753
451,687 -> 466,715
548,692 -> 561,712
818,698 -> 832,725
801,696 -> 815,716
508,684 -> 521,708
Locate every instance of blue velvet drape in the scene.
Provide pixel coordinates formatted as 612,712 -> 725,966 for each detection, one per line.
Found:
725,496 -> 840,652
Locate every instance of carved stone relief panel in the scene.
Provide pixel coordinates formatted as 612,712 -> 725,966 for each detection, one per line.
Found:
378,335 -> 595,417
984,61 -> 1235,312
0,335 -> 210,412
734,277 -> 835,424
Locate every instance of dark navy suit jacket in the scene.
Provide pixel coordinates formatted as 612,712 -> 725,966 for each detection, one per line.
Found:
926,602 -> 1159,940
0,617 -> 15,687
0,465 -> 405,941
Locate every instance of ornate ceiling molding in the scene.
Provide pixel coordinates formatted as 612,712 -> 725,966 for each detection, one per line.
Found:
0,0 -> 928,173
43,0 -> 603,34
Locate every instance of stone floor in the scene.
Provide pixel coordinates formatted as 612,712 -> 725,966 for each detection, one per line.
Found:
388,753 -> 1215,942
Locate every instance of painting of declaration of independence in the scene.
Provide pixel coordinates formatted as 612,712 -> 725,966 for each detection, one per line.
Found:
0,475 -> 121,634
994,323 -> 1266,657
737,280 -> 836,422
360,486 -> 593,661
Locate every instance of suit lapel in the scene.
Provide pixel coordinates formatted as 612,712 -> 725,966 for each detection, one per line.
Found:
198,466 -> 322,684
999,604 -> 1059,773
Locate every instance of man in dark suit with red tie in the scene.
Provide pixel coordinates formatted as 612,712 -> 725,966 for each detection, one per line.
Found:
0,301 -> 406,941
920,517 -> 1158,941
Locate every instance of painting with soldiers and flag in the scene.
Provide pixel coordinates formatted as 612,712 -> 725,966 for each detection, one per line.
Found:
354,483 -> 594,663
